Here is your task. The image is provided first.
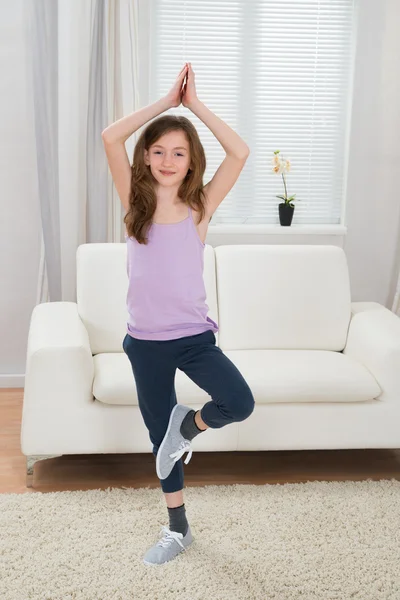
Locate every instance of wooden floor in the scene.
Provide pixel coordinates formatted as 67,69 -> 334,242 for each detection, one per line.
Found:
3,388 -> 400,494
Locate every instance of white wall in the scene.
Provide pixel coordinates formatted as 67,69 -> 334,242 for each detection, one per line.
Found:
1,0 -> 400,386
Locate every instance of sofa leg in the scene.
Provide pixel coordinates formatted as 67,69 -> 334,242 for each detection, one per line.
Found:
26,455 -> 62,488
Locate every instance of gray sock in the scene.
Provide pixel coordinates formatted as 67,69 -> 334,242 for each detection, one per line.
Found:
167,503 -> 188,536
180,410 -> 205,441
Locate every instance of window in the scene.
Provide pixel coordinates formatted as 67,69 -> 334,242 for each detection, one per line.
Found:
149,0 -> 355,225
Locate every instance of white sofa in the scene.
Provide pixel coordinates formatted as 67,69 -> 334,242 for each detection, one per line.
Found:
21,243 -> 400,487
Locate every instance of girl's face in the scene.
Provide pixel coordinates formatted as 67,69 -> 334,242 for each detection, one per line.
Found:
145,132 -> 191,185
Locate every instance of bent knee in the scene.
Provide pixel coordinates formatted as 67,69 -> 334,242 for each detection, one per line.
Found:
235,388 -> 255,421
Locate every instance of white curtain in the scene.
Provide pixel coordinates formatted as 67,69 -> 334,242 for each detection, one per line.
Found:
392,266 -> 400,316
27,0 -> 140,304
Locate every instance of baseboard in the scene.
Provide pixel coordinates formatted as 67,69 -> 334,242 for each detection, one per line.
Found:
0,374 -> 25,388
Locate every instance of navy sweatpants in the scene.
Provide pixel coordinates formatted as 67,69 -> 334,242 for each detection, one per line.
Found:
122,329 -> 255,493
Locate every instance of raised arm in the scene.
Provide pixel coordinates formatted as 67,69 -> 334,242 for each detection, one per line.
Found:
101,98 -> 170,212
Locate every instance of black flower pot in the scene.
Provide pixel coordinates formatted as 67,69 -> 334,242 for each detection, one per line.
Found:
279,202 -> 294,226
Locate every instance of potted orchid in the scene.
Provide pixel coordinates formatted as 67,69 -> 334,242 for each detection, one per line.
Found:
272,150 -> 298,226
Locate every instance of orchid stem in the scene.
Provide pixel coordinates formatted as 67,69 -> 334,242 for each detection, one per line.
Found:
282,173 -> 288,201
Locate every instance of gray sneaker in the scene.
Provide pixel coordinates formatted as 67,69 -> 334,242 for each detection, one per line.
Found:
143,525 -> 194,566
156,404 -> 194,480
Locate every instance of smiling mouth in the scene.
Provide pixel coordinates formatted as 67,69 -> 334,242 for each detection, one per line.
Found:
160,171 -> 176,175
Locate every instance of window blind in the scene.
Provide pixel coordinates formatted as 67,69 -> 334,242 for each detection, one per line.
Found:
148,0 -> 355,225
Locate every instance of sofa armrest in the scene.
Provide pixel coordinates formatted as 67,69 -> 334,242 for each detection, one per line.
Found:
23,302 -> 94,412
350,301 -> 388,316
343,303 -> 400,403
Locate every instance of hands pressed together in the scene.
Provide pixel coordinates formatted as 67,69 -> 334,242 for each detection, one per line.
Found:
165,62 -> 198,110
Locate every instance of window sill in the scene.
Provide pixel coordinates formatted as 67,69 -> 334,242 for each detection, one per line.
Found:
207,224 -> 347,236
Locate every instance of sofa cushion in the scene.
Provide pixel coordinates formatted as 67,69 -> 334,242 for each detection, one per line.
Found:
93,348 -> 381,406
222,349 -> 381,403
215,245 -> 352,351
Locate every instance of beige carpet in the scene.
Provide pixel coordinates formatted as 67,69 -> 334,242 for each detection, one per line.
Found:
1,478 -> 400,599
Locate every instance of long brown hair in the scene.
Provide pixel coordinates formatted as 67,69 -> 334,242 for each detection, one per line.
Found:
124,114 -> 210,244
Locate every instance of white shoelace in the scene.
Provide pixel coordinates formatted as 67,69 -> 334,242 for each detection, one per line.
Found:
157,526 -> 185,549
169,439 -> 193,465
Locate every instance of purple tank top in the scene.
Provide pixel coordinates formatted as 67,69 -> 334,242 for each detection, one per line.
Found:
124,205 -> 219,341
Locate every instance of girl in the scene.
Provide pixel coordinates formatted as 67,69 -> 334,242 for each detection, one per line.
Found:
102,62 -> 255,566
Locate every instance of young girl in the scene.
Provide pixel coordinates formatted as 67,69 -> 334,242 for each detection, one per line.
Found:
102,62 -> 255,566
